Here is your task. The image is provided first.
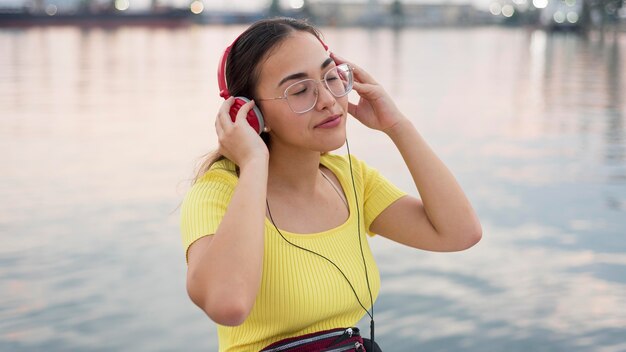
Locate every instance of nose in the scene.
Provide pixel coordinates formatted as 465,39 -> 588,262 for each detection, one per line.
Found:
314,80 -> 336,111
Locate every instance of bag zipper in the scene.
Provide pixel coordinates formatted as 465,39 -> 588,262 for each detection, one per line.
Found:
262,328 -> 355,352
323,341 -> 365,352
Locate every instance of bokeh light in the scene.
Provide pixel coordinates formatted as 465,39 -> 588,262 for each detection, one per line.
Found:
290,0 -> 304,9
502,4 -> 515,17
115,0 -> 130,11
44,4 -> 57,15
190,0 -> 204,14
490,2 -> 502,15
567,11 -> 579,23
553,10 -> 565,23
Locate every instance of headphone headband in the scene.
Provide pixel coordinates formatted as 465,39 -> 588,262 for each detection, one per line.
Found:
217,33 -> 329,100
217,36 -> 237,99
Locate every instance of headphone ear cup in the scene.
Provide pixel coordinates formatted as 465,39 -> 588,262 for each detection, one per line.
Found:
229,97 -> 265,135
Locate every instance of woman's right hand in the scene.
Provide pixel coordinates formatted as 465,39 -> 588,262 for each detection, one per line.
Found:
215,97 -> 269,167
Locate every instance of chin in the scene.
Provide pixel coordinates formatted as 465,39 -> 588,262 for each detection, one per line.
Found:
320,142 -> 345,153
318,133 -> 346,152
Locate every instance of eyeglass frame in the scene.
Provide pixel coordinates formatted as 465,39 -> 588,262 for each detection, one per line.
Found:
256,63 -> 354,114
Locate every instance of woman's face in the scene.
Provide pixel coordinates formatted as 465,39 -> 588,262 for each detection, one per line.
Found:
255,31 -> 349,153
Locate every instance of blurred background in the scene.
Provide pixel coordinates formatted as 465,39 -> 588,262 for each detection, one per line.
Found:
1,0 -> 625,351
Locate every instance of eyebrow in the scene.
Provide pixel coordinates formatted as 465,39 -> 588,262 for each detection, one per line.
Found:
277,57 -> 335,87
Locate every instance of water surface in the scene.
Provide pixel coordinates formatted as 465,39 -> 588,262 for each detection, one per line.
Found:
0,25 -> 625,351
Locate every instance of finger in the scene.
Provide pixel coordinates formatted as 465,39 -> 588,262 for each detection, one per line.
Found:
234,99 -> 256,126
342,62 -> 375,85
330,51 -> 350,66
351,81 -> 376,97
215,108 -> 229,135
218,97 -> 235,124
331,52 -> 377,85
215,110 -> 222,128
215,115 -> 224,137
348,102 -> 358,117
351,64 -> 377,85
331,52 -> 359,79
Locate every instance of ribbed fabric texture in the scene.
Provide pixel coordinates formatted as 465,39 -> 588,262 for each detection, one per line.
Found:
180,153 -> 406,352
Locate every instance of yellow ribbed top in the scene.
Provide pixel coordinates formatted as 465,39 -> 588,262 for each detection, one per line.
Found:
180,153 -> 406,352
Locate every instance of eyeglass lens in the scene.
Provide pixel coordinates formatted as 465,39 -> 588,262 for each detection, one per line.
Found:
285,64 -> 352,113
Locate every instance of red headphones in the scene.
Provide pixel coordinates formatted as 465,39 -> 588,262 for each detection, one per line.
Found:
217,33 -> 329,134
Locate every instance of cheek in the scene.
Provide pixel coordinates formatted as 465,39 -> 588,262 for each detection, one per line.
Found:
260,102 -> 299,130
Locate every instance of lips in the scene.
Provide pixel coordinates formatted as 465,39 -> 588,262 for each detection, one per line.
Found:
315,114 -> 342,128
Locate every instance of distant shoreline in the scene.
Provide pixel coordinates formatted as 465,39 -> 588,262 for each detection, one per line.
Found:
0,11 -> 195,28
1,12 -> 623,32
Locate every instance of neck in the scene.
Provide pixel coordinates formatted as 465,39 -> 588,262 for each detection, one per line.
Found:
267,146 -> 323,195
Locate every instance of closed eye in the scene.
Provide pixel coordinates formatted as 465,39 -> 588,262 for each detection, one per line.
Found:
292,87 -> 308,96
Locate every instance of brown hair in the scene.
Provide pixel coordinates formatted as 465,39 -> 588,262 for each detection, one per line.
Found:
193,17 -> 323,183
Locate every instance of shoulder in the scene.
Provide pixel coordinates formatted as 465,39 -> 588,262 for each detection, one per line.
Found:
195,158 -> 238,186
183,158 -> 239,204
322,153 -> 380,182
321,153 -> 367,173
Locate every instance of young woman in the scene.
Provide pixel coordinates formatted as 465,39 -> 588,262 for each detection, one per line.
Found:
180,17 -> 482,352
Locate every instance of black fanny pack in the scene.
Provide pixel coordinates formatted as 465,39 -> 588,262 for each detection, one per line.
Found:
260,327 -> 382,352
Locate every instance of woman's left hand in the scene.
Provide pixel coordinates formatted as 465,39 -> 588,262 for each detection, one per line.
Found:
331,52 -> 406,133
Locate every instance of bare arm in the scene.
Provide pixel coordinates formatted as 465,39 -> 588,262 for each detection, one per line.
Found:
370,119 -> 482,251
331,52 -> 481,251
186,98 -> 269,326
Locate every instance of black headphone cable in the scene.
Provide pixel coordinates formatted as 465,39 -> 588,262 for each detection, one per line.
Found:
265,138 -> 376,348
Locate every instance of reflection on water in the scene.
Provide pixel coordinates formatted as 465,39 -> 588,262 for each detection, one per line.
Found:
0,26 -> 624,351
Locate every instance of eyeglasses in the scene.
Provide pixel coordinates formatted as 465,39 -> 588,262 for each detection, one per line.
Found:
257,64 -> 353,114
